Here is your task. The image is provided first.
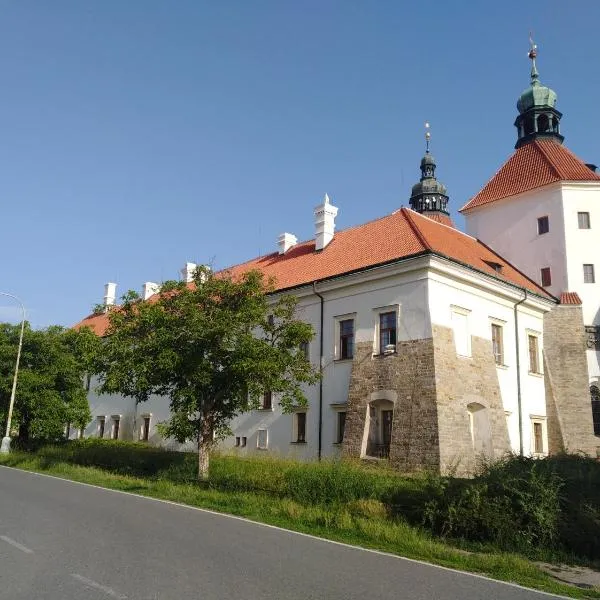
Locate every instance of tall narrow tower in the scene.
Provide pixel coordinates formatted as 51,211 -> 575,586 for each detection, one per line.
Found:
409,123 -> 454,227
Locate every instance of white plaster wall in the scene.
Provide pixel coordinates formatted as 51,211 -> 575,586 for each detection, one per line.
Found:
428,272 -> 548,456
562,185 -> 600,326
464,184 -> 567,297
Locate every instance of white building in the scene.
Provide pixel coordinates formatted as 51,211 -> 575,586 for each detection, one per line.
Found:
75,45 -> 599,473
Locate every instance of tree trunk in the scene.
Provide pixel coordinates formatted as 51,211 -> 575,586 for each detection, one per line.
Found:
197,417 -> 213,482
197,440 -> 210,481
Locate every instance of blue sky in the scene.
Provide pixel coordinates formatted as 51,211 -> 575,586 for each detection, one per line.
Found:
1,1 -> 599,327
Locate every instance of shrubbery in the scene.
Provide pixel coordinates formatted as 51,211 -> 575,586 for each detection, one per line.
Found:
15,440 -> 600,562
423,454 -> 600,559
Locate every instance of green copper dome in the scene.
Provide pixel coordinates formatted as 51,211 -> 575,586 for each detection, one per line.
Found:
517,77 -> 557,114
409,150 -> 450,215
514,41 -> 564,149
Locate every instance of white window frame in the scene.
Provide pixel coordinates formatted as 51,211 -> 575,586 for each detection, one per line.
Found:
526,329 -> 543,375
139,413 -> 152,441
489,317 -> 507,367
330,402 -> 348,445
583,263 -> 595,284
257,428 -> 268,450
530,415 -> 548,456
97,416 -> 106,438
111,414 -> 121,440
291,411 -> 307,444
451,305 -> 472,358
372,305 -> 400,355
333,313 -> 356,360
578,211 -> 591,229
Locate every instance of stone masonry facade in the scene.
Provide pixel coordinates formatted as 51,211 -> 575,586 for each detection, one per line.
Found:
342,325 -> 510,475
543,304 -> 599,456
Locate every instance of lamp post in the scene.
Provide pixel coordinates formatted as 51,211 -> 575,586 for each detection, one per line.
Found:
0,292 -> 26,454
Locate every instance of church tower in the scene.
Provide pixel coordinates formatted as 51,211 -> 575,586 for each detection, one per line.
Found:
409,124 -> 454,227
460,39 -> 600,453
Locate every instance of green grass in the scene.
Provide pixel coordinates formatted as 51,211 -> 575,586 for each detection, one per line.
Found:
1,444 -> 599,598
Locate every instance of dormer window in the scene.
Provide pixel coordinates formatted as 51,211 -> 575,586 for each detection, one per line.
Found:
484,260 -> 504,274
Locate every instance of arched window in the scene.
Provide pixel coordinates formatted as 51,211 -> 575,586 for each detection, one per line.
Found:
537,113 -> 550,133
467,402 -> 493,457
591,385 -> 600,436
524,115 -> 535,135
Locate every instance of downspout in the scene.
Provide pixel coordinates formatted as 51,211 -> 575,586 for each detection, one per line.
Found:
514,289 -> 528,456
312,282 -> 325,461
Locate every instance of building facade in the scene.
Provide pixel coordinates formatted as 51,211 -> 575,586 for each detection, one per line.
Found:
75,45 -> 599,472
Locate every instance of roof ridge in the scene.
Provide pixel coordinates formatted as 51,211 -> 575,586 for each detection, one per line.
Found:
533,139 -> 563,179
401,208 -> 432,251
406,208 -> 479,241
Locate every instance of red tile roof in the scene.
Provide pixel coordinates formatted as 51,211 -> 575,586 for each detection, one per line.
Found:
74,208 -> 553,335
460,140 -> 600,213
422,212 -> 456,228
559,292 -> 582,305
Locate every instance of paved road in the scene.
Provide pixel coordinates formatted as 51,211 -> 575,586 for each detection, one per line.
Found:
0,466 -> 564,600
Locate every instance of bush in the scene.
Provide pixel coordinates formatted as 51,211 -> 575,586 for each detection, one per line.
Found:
423,454 -> 600,560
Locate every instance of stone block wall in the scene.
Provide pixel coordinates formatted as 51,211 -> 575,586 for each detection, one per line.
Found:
543,305 -> 598,456
432,325 -> 510,475
342,340 -> 440,472
342,326 -> 510,475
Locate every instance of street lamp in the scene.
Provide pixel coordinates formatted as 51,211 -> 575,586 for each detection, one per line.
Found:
0,292 -> 26,454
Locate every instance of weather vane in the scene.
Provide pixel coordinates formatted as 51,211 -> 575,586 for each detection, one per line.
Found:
528,33 -> 539,81
425,121 -> 431,153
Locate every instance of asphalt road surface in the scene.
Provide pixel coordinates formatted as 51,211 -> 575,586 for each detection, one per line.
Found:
0,466 -> 565,600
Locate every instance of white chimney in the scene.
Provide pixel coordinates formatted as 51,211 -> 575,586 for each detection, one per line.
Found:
142,282 -> 159,300
314,193 -> 338,251
278,232 -> 298,254
180,262 -> 198,283
103,282 -> 117,308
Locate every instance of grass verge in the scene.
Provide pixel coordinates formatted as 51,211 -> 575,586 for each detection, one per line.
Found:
1,451 -> 598,599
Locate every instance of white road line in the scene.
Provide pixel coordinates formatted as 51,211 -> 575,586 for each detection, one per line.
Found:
0,535 -> 33,554
0,465 -> 568,599
71,574 -> 127,599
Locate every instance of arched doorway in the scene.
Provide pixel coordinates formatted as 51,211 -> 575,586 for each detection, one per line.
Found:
467,402 -> 493,458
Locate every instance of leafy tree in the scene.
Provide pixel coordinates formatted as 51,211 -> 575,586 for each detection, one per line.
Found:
0,323 -> 98,442
94,267 -> 319,480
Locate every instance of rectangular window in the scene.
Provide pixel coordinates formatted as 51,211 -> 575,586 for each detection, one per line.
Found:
294,412 -> 306,443
537,215 -> 549,234
528,335 -> 540,374
97,417 -> 105,438
339,318 -> 354,359
491,323 -> 504,365
336,411 -> 346,444
111,417 -> 120,440
257,429 -> 268,450
300,341 -> 310,361
540,267 -> 552,287
451,309 -> 471,357
262,390 -> 272,410
578,211 -> 591,229
241,436 -> 247,447
141,416 -> 151,441
531,416 -> 546,455
379,311 -> 397,353
235,436 -> 240,447
584,264 -> 595,283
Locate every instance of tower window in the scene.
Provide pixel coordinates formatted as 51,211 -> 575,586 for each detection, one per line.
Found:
540,267 -> 552,287
578,212 -> 591,229
537,113 -> 550,133
537,216 -> 549,235
584,264 -> 595,283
